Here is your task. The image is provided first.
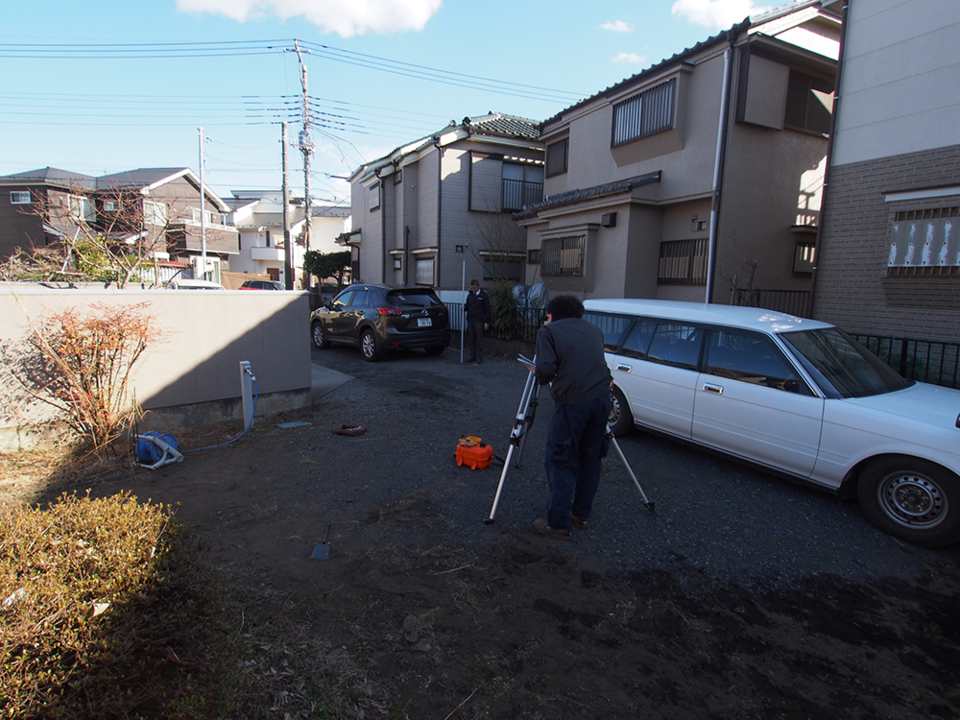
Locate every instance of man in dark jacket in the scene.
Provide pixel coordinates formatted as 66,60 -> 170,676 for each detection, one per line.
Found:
463,279 -> 491,363
533,295 -> 613,540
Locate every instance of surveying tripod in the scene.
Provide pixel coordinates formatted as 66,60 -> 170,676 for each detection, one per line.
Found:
485,355 -> 655,524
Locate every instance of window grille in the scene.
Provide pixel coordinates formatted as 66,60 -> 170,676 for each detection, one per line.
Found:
658,238 -> 707,285
541,235 -> 585,276
612,79 -> 675,147
889,205 -> 960,274
546,138 -> 568,177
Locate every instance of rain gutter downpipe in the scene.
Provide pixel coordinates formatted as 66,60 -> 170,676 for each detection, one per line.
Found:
432,135 -> 444,289
809,0 -> 849,316
706,36 -> 736,304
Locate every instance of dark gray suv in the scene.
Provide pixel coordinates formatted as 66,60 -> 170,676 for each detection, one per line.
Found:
310,284 -> 450,361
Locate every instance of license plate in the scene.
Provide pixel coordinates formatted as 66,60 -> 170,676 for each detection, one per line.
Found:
417,318 -> 432,327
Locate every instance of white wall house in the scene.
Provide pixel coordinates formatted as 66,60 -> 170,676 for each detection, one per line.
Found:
229,190 -> 349,287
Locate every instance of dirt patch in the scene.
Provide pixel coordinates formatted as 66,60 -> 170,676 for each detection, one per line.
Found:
11,350 -> 960,718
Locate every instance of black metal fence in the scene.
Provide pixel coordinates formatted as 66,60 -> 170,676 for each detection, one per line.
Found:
732,289 -> 812,317
850,334 -> 960,390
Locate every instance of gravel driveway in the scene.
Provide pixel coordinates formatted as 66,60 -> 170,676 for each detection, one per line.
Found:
311,344 -> 959,591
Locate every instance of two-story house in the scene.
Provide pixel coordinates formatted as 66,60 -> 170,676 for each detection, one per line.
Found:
516,0 -> 841,315
228,190 -> 350,287
341,112 -> 544,289
0,166 -> 238,282
814,0 -> 960,345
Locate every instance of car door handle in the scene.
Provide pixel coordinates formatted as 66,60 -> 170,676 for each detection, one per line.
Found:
702,383 -> 724,395
616,363 -> 633,373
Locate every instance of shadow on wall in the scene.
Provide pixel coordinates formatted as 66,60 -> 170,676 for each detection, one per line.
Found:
0,286 -> 312,450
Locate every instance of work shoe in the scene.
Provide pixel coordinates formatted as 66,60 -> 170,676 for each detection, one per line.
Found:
570,514 -> 590,530
533,518 -> 571,541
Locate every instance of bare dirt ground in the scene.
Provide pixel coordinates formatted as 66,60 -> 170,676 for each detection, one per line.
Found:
8,347 -> 960,719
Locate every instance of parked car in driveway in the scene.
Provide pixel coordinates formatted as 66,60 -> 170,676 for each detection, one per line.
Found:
583,298 -> 960,548
240,279 -> 285,290
310,284 -> 450,362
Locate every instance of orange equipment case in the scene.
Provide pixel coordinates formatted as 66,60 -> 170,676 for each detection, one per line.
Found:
456,436 -> 494,470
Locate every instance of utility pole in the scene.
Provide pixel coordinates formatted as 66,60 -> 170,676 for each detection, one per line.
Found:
294,39 -> 314,256
198,126 -> 207,280
282,122 -> 293,289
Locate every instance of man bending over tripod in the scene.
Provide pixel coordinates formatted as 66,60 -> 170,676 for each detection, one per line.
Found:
533,295 -> 613,540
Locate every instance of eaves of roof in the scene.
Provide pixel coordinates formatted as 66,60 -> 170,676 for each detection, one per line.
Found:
539,23 -> 747,130
512,171 -> 662,221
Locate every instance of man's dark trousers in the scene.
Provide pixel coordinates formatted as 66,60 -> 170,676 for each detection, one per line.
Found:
543,394 -> 612,530
467,320 -> 484,362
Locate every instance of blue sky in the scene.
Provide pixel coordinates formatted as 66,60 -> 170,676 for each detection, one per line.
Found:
1,0 -> 772,203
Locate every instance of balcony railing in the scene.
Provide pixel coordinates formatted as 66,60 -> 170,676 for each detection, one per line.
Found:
502,179 -> 543,212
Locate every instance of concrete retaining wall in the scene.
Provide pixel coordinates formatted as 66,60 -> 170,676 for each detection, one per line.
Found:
0,285 -> 312,450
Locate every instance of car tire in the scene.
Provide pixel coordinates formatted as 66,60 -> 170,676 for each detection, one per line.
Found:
425,345 -> 445,356
608,385 -> 633,437
857,455 -> 960,548
311,321 -> 330,349
360,329 -> 381,362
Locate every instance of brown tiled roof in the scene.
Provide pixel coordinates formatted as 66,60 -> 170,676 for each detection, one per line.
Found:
513,171 -> 662,220
462,112 -> 540,139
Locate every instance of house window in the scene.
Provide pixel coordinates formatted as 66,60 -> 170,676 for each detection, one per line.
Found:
784,71 -> 833,135
501,163 -> 544,212
415,256 -> 434,285
541,235 -> 585,277
368,182 -> 381,211
67,194 -> 95,222
528,248 -> 541,264
10,191 -> 31,204
481,252 -> 522,281
658,239 -> 707,285
103,200 -> 119,212
144,200 -> 167,226
612,78 -> 676,147
546,139 -> 568,177
888,206 -> 960,276
793,241 -> 816,275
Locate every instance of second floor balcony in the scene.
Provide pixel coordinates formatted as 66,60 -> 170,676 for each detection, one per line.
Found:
502,179 -> 543,212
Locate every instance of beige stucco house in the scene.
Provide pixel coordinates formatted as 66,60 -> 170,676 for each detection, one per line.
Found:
516,0 -> 841,315
341,113 -> 544,289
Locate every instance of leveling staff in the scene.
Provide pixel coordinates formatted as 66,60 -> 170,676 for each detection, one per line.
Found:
532,295 -> 613,541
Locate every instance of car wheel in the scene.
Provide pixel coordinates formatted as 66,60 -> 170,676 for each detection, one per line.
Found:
425,345 -> 445,356
311,321 -> 330,349
360,329 -> 381,362
608,386 -> 633,437
857,455 -> 960,548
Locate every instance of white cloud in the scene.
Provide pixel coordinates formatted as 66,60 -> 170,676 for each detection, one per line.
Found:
671,0 -> 772,29
176,0 -> 443,37
612,52 -> 646,65
601,20 -> 633,33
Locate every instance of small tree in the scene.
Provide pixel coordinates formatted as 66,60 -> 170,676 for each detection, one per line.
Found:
303,249 -> 351,289
2,303 -> 161,455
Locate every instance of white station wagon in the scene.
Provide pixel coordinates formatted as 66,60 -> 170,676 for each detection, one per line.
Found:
583,299 -> 960,548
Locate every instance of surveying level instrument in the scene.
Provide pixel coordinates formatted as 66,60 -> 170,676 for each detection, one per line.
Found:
485,355 -> 655,524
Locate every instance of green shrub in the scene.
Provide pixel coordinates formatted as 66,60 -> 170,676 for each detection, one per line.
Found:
0,492 -> 239,719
